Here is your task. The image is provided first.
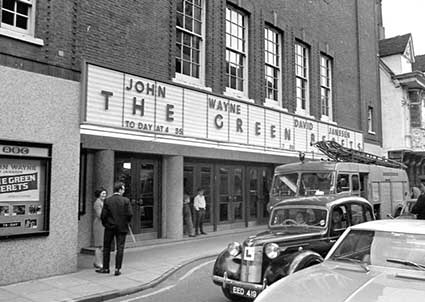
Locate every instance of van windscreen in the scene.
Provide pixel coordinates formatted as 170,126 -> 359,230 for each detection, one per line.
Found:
271,173 -> 298,197
299,172 -> 333,196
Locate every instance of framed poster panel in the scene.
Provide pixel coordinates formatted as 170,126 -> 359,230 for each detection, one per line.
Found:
0,141 -> 51,239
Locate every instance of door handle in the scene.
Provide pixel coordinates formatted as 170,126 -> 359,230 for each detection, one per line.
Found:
329,239 -> 337,243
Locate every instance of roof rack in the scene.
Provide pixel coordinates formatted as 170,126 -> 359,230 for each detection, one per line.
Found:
313,141 -> 407,169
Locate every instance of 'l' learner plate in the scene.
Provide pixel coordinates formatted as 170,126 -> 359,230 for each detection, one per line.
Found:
243,246 -> 255,261
230,285 -> 259,299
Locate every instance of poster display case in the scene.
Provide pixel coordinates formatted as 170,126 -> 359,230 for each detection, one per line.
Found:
0,141 -> 51,239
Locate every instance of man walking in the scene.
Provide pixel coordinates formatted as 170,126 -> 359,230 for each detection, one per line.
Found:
194,187 -> 207,235
96,181 -> 133,276
412,179 -> 425,220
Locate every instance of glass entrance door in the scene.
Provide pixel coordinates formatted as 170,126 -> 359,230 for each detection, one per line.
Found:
115,156 -> 159,238
217,166 -> 244,223
248,166 -> 273,222
138,161 -> 157,231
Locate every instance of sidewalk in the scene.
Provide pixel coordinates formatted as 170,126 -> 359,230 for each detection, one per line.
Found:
0,225 -> 266,302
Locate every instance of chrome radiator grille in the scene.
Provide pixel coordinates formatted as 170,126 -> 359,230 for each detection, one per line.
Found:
240,245 -> 263,283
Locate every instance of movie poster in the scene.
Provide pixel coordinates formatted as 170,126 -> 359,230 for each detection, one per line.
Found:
0,158 -> 40,202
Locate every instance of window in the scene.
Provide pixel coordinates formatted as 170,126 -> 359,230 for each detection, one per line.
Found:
320,54 -> 332,120
330,206 -> 347,236
226,6 -> 247,94
295,42 -> 309,114
175,0 -> 203,80
349,204 -> 366,225
0,0 -> 42,45
368,106 -> 374,133
351,174 -> 360,191
264,26 -> 281,104
271,173 -> 299,197
1,0 -> 32,34
336,174 -> 349,193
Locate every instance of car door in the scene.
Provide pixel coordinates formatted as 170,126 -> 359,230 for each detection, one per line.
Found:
306,206 -> 346,257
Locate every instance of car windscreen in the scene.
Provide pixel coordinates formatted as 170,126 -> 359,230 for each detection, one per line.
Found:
270,206 -> 327,228
330,229 -> 425,270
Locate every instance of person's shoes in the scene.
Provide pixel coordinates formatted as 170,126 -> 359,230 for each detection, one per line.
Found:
201,232 -> 207,235
189,234 -> 195,237
114,269 -> 121,276
95,268 -> 110,274
93,263 -> 102,269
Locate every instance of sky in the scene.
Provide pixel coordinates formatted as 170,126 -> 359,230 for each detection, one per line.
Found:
382,0 -> 425,55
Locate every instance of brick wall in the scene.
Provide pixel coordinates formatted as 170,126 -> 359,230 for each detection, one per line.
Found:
0,0 -> 381,143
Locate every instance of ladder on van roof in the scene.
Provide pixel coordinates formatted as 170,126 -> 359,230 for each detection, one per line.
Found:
313,141 -> 407,169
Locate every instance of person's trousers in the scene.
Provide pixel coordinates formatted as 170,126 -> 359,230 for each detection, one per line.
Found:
103,228 -> 127,270
194,208 -> 205,234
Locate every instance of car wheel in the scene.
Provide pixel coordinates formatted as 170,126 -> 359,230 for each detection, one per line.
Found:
221,287 -> 251,302
288,250 -> 323,274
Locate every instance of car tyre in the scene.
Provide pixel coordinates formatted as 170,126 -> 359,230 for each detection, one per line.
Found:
288,250 -> 323,274
221,287 -> 251,302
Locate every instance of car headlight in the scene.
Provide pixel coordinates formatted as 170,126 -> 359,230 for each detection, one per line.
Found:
265,243 -> 280,259
227,242 -> 242,257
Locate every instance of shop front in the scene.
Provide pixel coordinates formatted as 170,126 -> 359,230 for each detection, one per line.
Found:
78,63 -> 364,245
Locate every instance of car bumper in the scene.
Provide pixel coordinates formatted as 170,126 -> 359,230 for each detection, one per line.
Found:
212,271 -> 265,291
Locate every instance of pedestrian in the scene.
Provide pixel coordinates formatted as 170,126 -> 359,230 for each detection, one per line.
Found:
194,187 -> 207,235
93,188 -> 107,269
96,181 -> 133,276
411,179 -> 425,220
183,193 -> 195,237
411,186 -> 420,199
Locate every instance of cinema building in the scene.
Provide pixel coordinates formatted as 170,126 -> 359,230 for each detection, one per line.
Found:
0,0 -> 382,284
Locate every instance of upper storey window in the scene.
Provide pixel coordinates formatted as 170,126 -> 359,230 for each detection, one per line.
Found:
1,0 -> 32,34
295,42 -> 309,115
320,54 -> 333,120
264,26 -> 282,105
225,6 -> 247,96
368,106 -> 375,134
175,0 -> 203,82
0,0 -> 42,45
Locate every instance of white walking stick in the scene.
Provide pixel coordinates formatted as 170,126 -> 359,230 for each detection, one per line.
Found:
128,224 -> 136,243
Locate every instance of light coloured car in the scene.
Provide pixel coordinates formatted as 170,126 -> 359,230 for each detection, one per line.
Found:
255,219 -> 425,302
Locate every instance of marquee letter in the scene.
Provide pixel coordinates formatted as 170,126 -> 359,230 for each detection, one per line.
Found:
215,114 -> 223,129
166,104 -> 174,121
133,97 -> 145,116
101,90 -> 113,110
236,118 -> 243,132
271,125 -> 276,138
255,122 -> 261,136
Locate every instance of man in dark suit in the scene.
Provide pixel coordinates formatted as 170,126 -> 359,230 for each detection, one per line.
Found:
96,181 -> 133,276
412,179 -> 425,220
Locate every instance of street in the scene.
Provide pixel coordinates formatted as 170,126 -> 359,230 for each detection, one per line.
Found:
108,257 -> 228,302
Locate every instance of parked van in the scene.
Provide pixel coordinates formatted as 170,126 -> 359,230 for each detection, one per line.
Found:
269,142 -> 409,219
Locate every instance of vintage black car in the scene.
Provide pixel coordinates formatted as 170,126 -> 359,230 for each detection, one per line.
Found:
212,195 -> 375,301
